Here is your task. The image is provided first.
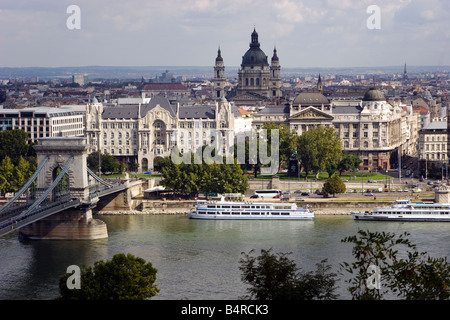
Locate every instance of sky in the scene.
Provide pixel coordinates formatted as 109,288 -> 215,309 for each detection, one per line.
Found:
1,0 -> 450,68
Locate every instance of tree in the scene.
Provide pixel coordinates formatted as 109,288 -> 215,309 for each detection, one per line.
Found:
341,230 -> 450,300
296,126 -> 342,180
0,156 -> 15,195
262,123 -> 297,171
159,152 -> 248,198
0,129 -> 31,164
239,249 -> 338,300
58,253 -> 159,300
338,153 -> 362,175
87,151 -> 123,174
323,175 -> 346,197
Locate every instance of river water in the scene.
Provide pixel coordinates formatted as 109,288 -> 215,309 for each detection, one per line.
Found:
0,212 -> 449,300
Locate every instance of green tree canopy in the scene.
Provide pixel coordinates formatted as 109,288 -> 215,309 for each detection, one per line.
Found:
0,129 -> 34,164
296,126 -> 342,180
338,153 -> 362,174
87,151 -> 125,174
239,249 -> 338,300
323,175 -> 346,197
341,230 -> 450,300
160,152 -> 248,198
58,253 -> 159,300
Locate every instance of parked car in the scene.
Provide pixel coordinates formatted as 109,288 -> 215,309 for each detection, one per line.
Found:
273,194 -> 282,198
364,192 -> 374,196
281,196 -> 290,201
368,180 -> 376,183
250,194 -> 259,199
301,192 -> 310,196
294,190 -> 303,194
295,197 -> 305,201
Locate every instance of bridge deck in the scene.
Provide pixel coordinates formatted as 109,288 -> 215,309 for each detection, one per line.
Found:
0,183 -> 129,237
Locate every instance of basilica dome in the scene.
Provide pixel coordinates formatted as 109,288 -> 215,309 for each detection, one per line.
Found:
241,28 -> 268,67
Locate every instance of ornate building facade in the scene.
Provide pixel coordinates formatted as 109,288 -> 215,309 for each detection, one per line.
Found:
85,96 -> 239,172
252,87 -> 417,171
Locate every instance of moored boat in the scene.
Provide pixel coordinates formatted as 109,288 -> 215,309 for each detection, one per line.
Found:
187,197 -> 314,220
351,199 -> 450,222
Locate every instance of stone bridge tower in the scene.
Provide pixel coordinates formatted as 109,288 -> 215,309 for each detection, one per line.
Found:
33,137 -> 91,202
19,137 -> 107,240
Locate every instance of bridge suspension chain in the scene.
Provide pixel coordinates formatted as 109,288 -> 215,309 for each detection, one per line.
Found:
19,156 -> 74,218
0,156 -> 49,214
87,167 -> 114,188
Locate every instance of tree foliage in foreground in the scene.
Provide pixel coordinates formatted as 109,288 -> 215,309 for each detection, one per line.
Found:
240,231 -> 450,300
341,230 -> 450,300
239,249 -> 338,300
58,253 -> 159,300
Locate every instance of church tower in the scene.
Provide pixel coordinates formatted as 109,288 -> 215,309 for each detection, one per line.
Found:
403,63 -> 408,81
214,47 -> 226,100
269,46 -> 282,97
317,74 -> 323,93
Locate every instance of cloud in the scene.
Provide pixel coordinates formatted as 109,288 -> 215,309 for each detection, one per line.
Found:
0,0 -> 449,67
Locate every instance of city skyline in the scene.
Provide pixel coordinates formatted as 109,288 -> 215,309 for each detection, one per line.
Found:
1,0 -> 450,69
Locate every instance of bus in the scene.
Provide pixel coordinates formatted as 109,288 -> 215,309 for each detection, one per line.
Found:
254,189 -> 282,198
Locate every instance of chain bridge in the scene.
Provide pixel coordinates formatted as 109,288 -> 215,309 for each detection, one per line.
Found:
0,137 -> 143,240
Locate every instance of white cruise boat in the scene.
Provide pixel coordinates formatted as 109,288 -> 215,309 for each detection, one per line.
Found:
187,198 -> 314,220
351,200 -> 450,222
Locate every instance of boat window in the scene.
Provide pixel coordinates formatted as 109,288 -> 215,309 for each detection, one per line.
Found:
199,212 -> 206,214
222,212 -> 230,215
232,206 -> 240,209
271,212 -> 280,215
222,205 -> 230,208
207,212 -> 215,215
281,212 -> 289,215
251,212 -> 260,215
256,206 -> 260,209
207,205 -> 216,208
242,212 -> 250,215
232,212 -> 240,215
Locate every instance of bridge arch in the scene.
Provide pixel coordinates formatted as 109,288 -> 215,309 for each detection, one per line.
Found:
51,166 -> 70,202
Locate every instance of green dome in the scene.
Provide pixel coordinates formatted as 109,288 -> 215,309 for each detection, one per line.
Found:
363,87 -> 385,101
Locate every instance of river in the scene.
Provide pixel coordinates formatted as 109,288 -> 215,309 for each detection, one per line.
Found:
0,212 -> 449,300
